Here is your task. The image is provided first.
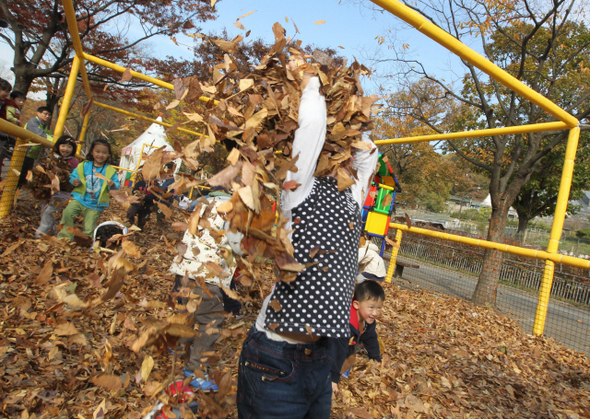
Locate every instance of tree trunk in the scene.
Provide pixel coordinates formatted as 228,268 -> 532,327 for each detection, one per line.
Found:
471,203 -> 510,309
516,216 -> 530,244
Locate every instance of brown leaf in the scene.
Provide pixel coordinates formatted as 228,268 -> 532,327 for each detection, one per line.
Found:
122,241 -> 141,258
269,298 -> 282,312
157,202 -> 173,219
36,260 -> 53,285
171,222 -> 189,232
54,322 -> 79,336
282,180 -> 301,191
121,68 -> 133,82
213,38 -> 239,53
91,374 -> 122,392
349,408 -> 373,419
109,190 -> 140,204
141,147 -> 164,181
404,212 -> 412,228
102,267 -> 126,302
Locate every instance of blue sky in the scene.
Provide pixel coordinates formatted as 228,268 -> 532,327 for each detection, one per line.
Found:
0,0 -> 465,97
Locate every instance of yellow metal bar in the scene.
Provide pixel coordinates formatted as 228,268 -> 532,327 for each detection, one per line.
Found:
93,101 -> 204,137
376,183 -> 395,191
83,53 -> 216,105
389,222 -> 590,270
54,55 -> 81,139
0,136 -> 27,218
61,1 -> 93,99
533,127 -> 580,335
112,165 -> 137,173
369,0 -> 578,128
0,119 -> 55,149
78,112 -> 90,154
374,121 -> 569,146
385,229 -> 403,283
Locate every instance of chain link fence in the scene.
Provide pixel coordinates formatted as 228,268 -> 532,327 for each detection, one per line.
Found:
382,230 -> 590,356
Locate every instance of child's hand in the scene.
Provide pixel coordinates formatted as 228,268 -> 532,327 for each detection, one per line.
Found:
107,179 -> 115,188
72,179 -> 81,187
331,382 -> 339,393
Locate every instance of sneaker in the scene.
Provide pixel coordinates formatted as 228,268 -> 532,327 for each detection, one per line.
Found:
183,368 -> 219,392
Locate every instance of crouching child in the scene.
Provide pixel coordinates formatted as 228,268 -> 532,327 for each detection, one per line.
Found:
329,280 -> 385,393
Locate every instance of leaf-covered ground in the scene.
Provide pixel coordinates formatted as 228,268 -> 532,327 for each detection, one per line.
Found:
1,195 -> 590,419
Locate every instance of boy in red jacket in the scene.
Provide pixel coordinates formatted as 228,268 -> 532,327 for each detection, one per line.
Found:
329,280 -> 385,393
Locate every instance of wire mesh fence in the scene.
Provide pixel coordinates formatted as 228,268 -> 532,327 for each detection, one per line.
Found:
382,229 -> 590,356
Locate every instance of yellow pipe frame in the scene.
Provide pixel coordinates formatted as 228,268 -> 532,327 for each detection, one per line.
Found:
533,127 -> 580,335
375,121 -> 569,146
78,112 -> 90,154
93,101 -> 204,137
389,222 -> 590,270
83,53 -> 216,105
0,119 -> 55,149
61,0 -> 93,99
369,0 -> 579,128
385,229 -> 403,283
54,54 -> 81,139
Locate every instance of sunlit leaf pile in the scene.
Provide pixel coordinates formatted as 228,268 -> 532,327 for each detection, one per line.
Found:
1,197 -> 590,418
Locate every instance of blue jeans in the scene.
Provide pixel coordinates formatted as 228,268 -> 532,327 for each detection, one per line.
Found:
237,327 -> 333,419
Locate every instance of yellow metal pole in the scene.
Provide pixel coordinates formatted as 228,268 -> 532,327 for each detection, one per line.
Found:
54,55 -> 81,139
60,0 -> 93,99
84,53 -> 217,105
374,121 -> 569,146
385,229 -> 403,283
0,136 -> 27,218
0,119 -> 55,149
77,112 -> 91,154
0,120 -> 58,218
533,127 -> 580,335
93,102 -> 204,138
369,0 -> 578,128
388,222 -> 590,270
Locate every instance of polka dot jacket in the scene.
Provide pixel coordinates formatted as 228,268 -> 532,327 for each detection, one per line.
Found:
264,177 -> 362,338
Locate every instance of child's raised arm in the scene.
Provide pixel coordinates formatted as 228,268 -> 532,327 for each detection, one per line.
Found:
281,76 -> 327,213
350,133 -> 379,208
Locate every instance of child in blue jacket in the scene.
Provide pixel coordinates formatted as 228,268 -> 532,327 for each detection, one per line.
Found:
57,138 -> 120,241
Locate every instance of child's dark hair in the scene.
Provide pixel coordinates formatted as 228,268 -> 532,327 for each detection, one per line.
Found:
53,135 -> 77,157
0,78 -> 12,92
353,280 -> 385,303
37,106 -> 52,114
10,90 -> 25,99
86,138 -> 113,163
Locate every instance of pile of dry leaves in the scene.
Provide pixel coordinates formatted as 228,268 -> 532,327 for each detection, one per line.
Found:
1,194 -> 589,419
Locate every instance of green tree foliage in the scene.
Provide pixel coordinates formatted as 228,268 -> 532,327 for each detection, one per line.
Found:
372,0 -> 590,308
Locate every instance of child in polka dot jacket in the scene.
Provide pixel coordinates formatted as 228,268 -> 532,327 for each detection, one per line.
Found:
236,68 -> 379,418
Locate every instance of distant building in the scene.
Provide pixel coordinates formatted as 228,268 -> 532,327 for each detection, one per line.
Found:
570,190 -> 590,214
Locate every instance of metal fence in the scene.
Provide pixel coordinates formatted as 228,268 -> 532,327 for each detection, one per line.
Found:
384,230 -> 590,356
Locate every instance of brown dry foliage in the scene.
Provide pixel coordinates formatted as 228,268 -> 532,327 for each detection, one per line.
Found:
0,192 -> 589,418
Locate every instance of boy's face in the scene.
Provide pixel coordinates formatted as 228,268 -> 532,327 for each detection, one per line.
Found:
353,297 -> 384,325
0,89 -> 10,100
14,97 -> 25,107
